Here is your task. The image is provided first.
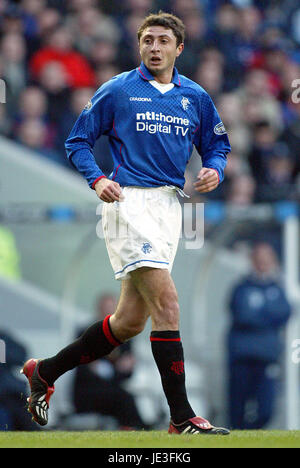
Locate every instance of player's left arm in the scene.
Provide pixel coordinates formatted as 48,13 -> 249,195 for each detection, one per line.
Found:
193,91 -> 231,194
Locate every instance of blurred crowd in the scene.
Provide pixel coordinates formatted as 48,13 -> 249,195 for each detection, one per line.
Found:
0,0 -> 300,205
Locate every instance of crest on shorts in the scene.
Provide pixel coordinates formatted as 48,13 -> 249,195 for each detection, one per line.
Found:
142,242 -> 152,254
181,96 -> 190,111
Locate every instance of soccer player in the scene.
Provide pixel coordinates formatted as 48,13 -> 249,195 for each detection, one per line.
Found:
21,12 -> 231,435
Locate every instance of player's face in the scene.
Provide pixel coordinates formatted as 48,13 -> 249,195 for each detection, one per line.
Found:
139,26 -> 184,79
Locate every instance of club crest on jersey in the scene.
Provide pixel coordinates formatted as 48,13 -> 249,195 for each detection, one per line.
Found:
142,242 -> 152,254
84,100 -> 92,110
181,96 -> 190,111
214,122 -> 227,135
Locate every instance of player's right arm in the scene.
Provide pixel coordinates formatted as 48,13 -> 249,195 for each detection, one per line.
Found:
65,79 -> 123,202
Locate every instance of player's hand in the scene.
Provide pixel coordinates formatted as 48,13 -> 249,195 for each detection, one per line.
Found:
94,178 -> 124,203
194,168 -> 219,193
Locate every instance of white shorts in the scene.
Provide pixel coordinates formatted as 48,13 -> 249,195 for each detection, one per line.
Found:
102,186 -> 182,280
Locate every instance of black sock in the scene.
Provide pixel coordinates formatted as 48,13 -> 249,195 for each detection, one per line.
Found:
39,315 -> 121,386
150,330 -> 195,424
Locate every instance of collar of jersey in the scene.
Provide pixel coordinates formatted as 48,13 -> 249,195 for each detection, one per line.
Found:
137,62 -> 181,87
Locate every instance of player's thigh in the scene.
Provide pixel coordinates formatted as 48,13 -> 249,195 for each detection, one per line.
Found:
110,278 -> 149,339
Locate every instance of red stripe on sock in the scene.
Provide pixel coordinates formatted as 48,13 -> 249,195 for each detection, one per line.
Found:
150,337 -> 181,342
102,315 -> 121,347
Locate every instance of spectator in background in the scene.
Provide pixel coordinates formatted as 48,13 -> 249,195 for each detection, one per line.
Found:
217,92 -> 250,157
1,4 -> 24,36
208,2 -> 243,90
18,85 -> 48,121
176,7 -> 207,76
0,329 -> 37,431
235,5 -> 262,68
123,0 -> 154,17
248,121 -> 297,202
247,120 -> 279,182
226,173 -> 256,207
249,42 -> 291,99
37,7 -> 62,40
254,142 -> 297,203
289,4 -> 300,45
37,61 -> 71,124
66,5 -> 120,56
118,12 -> 147,70
194,56 -> 224,100
207,149 -> 250,202
95,63 -> 121,88
170,0 -> 198,19
29,26 -> 96,88
12,86 -> 55,146
73,294 -> 150,430
67,0 -> 98,15
227,242 -> 291,429
89,38 -> 119,70
16,117 -> 68,167
236,68 -> 284,132
26,7 -> 63,58
0,0 -> 8,20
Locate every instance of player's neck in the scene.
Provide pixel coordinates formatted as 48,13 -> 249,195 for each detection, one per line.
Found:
152,67 -> 174,85
154,76 -> 171,84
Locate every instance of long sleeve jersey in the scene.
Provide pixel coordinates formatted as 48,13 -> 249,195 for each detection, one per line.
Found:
65,61 -> 231,190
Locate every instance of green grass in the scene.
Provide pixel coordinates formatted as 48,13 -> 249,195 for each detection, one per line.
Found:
0,430 -> 300,448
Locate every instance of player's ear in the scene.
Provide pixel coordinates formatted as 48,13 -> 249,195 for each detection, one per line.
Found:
176,43 -> 184,58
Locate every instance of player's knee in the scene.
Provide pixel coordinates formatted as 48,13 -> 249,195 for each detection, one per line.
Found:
111,314 -> 146,341
124,318 -> 146,338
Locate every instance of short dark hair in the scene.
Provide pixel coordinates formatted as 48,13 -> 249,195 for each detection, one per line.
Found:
137,11 -> 185,47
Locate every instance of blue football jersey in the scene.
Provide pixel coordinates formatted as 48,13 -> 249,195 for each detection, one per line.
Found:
65,62 -> 231,189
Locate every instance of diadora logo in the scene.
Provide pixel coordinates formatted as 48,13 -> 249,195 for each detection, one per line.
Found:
181,96 -> 190,111
130,97 -> 152,102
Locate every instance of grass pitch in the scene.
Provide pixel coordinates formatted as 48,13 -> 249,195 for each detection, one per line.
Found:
0,430 -> 300,448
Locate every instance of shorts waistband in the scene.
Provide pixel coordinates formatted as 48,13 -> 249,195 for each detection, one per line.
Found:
122,185 -> 190,197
